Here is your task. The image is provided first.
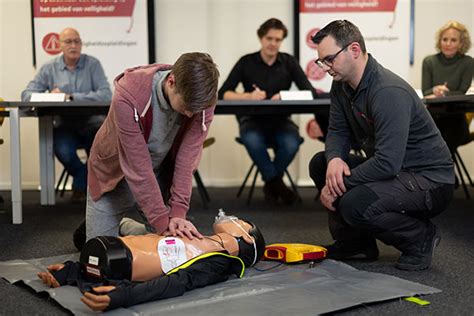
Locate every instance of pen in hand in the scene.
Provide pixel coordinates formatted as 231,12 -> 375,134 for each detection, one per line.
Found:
441,82 -> 449,96
251,84 -> 266,100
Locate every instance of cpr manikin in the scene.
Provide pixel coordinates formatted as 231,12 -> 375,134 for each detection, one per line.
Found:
37,210 -> 265,311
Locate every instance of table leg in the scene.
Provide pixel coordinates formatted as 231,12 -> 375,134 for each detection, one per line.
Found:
39,116 -> 55,205
9,108 -> 22,224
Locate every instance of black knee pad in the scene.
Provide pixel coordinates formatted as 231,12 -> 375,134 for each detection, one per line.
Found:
80,236 -> 132,282
339,185 -> 379,227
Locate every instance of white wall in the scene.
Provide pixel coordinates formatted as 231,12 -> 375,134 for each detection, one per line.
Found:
0,0 -> 473,189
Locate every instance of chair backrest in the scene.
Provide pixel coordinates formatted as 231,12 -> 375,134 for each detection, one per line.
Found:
0,97 -> 4,126
0,97 -> 4,145
203,137 -> 215,149
235,137 -> 304,149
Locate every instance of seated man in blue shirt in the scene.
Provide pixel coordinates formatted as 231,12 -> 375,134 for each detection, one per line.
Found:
22,27 -> 112,201
219,18 -> 317,204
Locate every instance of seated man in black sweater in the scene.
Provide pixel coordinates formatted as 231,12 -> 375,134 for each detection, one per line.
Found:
37,210 -> 265,311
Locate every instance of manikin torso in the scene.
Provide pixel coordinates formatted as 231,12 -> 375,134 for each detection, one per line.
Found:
121,220 -> 254,282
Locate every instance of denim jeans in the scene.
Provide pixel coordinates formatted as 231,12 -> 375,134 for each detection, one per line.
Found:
239,117 -> 301,182
86,175 -> 169,241
53,117 -> 101,191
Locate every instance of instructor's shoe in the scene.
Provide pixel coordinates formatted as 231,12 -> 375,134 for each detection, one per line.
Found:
324,239 -> 379,261
396,224 -> 441,271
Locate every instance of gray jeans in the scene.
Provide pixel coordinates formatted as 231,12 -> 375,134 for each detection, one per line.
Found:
85,179 -> 156,241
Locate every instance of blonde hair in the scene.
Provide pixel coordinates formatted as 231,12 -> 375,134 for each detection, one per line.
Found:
436,20 -> 471,55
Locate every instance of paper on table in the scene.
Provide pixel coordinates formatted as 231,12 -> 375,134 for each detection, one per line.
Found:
280,90 -> 313,101
30,93 -> 66,102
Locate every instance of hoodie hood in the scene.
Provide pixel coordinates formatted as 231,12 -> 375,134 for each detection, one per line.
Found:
113,64 -> 173,113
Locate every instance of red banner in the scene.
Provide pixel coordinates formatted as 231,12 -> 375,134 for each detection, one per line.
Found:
33,0 -> 135,18
300,0 -> 397,13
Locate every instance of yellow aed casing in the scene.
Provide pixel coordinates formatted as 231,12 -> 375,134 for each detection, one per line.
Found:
264,243 -> 327,263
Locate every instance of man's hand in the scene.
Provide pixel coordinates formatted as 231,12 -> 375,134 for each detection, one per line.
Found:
167,217 -> 203,240
37,263 -> 64,288
320,185 -> 337,211
270,93 -> 281,100
326,157 -> 351,196
433,83 -> 449,97
50,88 -> 63,94
249,84 -> 266,100
81,286 -> 115,311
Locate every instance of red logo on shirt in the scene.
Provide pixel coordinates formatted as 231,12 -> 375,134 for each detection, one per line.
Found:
42,33 -> 61,55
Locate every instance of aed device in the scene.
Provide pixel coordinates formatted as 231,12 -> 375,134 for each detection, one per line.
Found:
264,243 -> 327,263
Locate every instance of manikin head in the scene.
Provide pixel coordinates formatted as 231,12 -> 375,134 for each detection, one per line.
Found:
213,209 -> 266,267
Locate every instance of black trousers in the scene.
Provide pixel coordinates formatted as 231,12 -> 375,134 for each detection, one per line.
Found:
309,151 -> 454,254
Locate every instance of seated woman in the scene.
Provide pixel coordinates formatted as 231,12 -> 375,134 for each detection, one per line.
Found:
37,210 -> 265,312
421,20 -> 474,154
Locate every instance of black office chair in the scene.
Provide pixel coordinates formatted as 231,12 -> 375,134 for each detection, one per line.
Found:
55,145 -> 88,197
55,167 -> 71,197
235,137 -> 302,205
0,101 -> 4,204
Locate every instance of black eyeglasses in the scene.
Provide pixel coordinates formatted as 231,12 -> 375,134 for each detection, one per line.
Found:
315,43 -> 351,68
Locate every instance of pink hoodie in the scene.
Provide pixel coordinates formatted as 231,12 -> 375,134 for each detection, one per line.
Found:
87,64 -> 215,233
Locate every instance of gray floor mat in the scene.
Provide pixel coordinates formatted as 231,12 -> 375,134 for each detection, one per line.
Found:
0,255 -> 440,315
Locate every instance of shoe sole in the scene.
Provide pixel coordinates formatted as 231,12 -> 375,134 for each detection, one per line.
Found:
327,251 -> 379,261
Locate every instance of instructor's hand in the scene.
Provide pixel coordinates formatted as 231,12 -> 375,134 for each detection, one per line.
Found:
320,185 -> 337,211
326,157 -> 351,197
168,217 -> 203,240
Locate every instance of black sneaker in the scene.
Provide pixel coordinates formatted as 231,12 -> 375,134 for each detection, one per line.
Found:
274,178 -> 298,205
396,224 -> 441,271
71,190 -> 86,203
263,179 -> 281,203
324,239 -> 379,261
